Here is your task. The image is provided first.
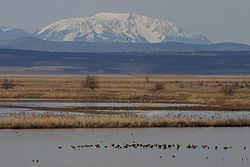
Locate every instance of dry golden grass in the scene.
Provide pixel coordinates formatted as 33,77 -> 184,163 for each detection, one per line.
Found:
1,75 -> 249,129
0,116 -> 250,129
0,75 -> 250,108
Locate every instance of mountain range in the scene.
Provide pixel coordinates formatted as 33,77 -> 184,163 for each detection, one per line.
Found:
0,26 -> 29,40
0,13 -> 250,52
0,37 -> 250,53
34,12 -> 210,44
1,12 -> 250,75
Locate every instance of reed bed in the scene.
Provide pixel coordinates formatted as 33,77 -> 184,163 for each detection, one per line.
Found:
1,75 -> 250,108
1,115 -> 250,129
1,75 -> 250,129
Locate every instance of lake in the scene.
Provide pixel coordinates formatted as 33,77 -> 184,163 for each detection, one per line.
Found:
0,128 -> 249,167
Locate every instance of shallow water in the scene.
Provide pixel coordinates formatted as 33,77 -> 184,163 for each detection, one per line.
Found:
1,107 -> 250,119
0,101 -> 250,119
0,128 -> 249,167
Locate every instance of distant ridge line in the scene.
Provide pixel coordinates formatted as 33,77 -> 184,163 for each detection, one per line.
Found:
0,37 -> 250,53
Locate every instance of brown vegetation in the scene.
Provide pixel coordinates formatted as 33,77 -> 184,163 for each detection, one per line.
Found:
0,75 -> 250,109
0,116 -> 249,129
82,75 -> 99,90
151,83 -> 165,93
1,79 -> 15,90
221,83 -> 238,96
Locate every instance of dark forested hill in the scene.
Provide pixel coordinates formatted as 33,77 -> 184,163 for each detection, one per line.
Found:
0,49 -> 250,75
1,37 -> 250,53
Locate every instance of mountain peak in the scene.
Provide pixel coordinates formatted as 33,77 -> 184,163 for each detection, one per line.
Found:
35,12 -> 211,44
0,26 -> 29,40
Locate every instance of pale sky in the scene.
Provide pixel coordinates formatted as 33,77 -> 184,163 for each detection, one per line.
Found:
0,0 -> 250,44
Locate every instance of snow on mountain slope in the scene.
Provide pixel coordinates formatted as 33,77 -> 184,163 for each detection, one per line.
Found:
0,26 -> 29,40
35,12 -> 211,44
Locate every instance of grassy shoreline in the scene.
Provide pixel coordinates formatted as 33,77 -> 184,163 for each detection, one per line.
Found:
1,75 -> 250,129
1,117 -> 250,129
1,75 -> 250,109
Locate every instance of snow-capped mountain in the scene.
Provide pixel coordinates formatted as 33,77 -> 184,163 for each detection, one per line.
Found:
0,26 -> 29,40
35,12 -> 211,44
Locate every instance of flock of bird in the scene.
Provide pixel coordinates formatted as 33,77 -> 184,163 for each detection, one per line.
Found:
52,142 -> 249,164
28,139 -> 249,165
64,142 -> 239,151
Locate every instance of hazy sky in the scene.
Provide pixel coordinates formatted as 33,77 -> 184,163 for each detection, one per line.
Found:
0,0 -> 249,44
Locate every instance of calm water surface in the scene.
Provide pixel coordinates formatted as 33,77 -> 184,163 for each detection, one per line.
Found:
0,128 -> 250,167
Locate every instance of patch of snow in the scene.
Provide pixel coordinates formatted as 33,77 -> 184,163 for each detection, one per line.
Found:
0,27 -> 14,32
35,12 -> 211,44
